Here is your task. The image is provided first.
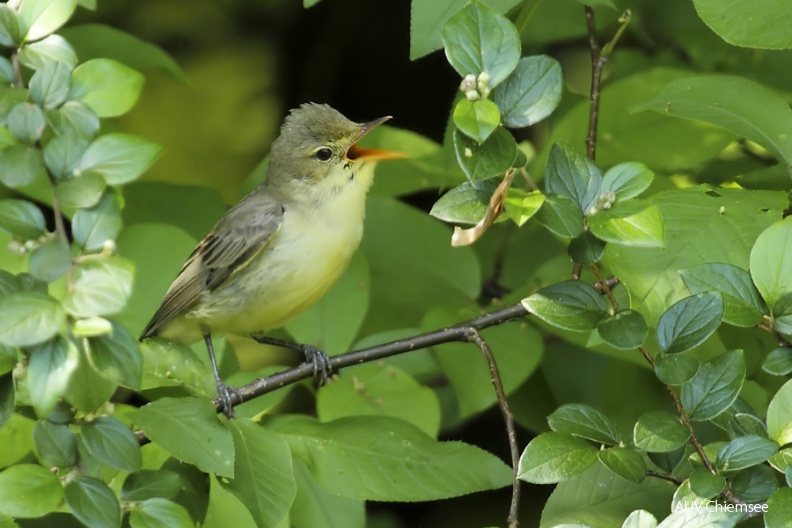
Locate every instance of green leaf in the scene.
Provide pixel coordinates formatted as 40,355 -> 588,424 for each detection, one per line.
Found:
633,411 -> 690,452
289,460 -> 364,528
29,238 -> 71,282
129,498 -> 193,528
131,397 -> 234,478
64,476 -> 121,528
504,188 -> 545,226
453,98 -> 500,142
546,142 -> 602,214
763,348 -> 792,376
33,419 -> 76,467
692,0 -> 792,49
29,60 -> 71,110
493,55 -> 562,128
730,465 -> 777,502
222,419 -> 295,528
86,322 -> 141,388
518,431 -> 598,484
7,103 -> 46,144
78,133 -> 162,185
680,263 -> 767,327
63,340 -> 116,412
18,0 -> 76,42
441,0 -> 520,87
522,280 -> 608,332
636,76 -> 792,165
569,230 -> 605,264
452,127 -> 516,181
0,145 -> 45,188
68,58 -> 144,118
317,362 -> 440,437
655,508 -> 741,528
598,447 -> 646,484
767,379 -> 792,445
273,415 -> 511,500
656,292 -> 724,354
59,24 -> 189,84
48,100 -> 99,139
430,176 -> 501,225
681,350 -> 746,421
0,464 -> 62,518
716,435 -> 779,471
55,172 -> 105,208
0,199 -> 46,239
26,336 -> 78,417
596,310 -> 648,350
0,292 -> 65,347
766,488 -> 792,528
0,5 -> 20,47
17,34 -> 77,70
622,510 -> 657,528
63,257 -> 134,318
589,201 -> 665,248
204,475 -> 257,528
653,353 -> 699,385
536,193 -> 584,238
72,191 -> 122,250
547,403 -> 621,444
750,217 -> 792,312
44,132 -> 88,180
82,416 -> 142,471
121,470 -> 181,502
138,339 -> 214,396
688,468 -> 725,499
600,162 -> 654,202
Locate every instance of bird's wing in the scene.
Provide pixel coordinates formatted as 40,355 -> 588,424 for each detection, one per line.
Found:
139,195 -> 284,339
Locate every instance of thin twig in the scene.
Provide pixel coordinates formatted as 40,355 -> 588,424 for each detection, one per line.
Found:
590,264 -> 618,309
584,6 -> 607,161
464,328 -> 520,528
646,469 -> 684,486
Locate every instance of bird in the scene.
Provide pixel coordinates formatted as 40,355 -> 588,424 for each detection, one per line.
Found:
139,103 -> 403,416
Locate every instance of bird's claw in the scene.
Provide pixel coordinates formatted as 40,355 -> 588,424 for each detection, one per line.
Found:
303,345 -> 333,387
216,381 -> 241,418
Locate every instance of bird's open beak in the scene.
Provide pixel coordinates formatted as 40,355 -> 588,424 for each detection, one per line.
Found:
345,116 -> 406,162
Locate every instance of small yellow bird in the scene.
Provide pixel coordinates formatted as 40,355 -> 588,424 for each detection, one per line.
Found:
140,103 -> 402,416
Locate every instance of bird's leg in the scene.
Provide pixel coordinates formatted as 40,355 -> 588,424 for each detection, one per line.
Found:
202,329 -> 240,418
251,333 -> 333,386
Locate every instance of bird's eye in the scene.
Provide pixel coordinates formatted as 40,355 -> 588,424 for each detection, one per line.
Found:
314,147 -> 333,161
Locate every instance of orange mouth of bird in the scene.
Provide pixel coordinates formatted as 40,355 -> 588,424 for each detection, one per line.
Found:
344,115 -> 407,162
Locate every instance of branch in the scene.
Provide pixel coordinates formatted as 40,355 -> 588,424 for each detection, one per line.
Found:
464,328 -> 521,528
584,6 -> 606,161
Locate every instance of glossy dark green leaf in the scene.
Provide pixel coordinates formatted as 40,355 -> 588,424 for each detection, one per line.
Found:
17,34 -> 77,70
633,411 -> 690,452
64,476 -> 120,528
63,257 -> 134,317
29,61 -> 71,109
727,413 -> 768,439
750,217 -> 792,312
0,4 -> 20,47
55,173 -> 105,209
78,133 -> 162,185
688,468 -> 725,499
545,141 -> 602,214
695,0 -> 792,50
0,464 -> 63,518
730,465 -> 778,503
680,263 -> 767,327
588,201 -> 665,248
222,419 -> 295,528
33,419 -> 76,468
503,187 -> 545,226
289,459 -> 364,528
681,350 -> 746,421
0,199 -> 46,239
26,337 -> 78,417
452,127 -> 516,181
29,238 -> 71,282
44,132 -> 88,179
129,498 -> 193,528
656,292 -> 724,354
653,353 -> 699,385
716,435 -> 779,471
0,292 -> 65,347
522,280 -> 608,332
131,397 -> 234,478
597,447 -> 646,483
599,162 -> 654,202
568,230 -> 605,264
763,348 -> 792,376
596,310 -> 648,350
536,193 -> 584,238
69,58 -> 144,118
7,103 -> 46,144
429,176 -> 501,225
494,55 -> 562,128
121,470 -> 181,502
63,340 -> 116,412
18,0 -> 76,42
72,191 -> 122,251
441,1 -> 520,87
0,145 -> 45,188
48,100 -> 100,139
547,403 -> 620,444
82,416 -> 142,471
517,431 -> 598,484
0,373 -> 14,428
453,98 -> 500,143
87,322 -> 141,389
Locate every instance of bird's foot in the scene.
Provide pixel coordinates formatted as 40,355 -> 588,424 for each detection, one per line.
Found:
302,345 -> 333,387
215,381 -> 241,418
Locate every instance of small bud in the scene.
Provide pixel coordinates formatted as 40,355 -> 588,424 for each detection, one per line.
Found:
465,90 -> 480,101
459,74 -> 476,92
464,147 -> 473,158
477,70 -> 490,88
102,239 -> 116,255
24,240 -> 37,250
719,206 -> 726,215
